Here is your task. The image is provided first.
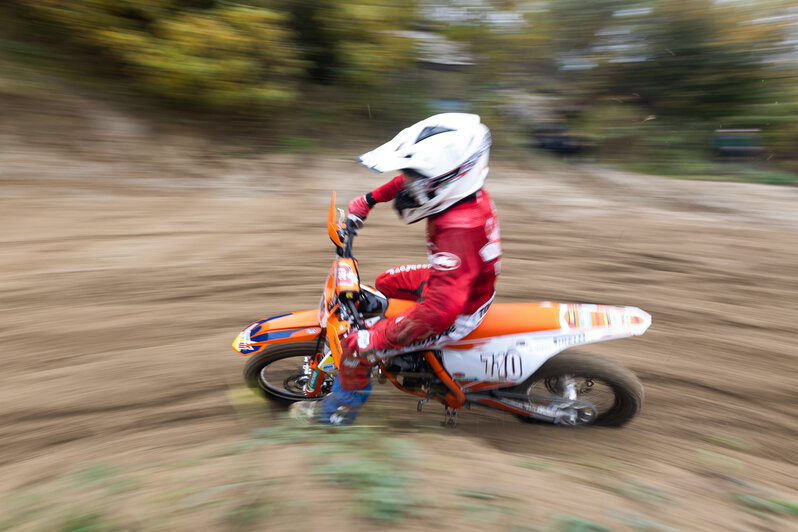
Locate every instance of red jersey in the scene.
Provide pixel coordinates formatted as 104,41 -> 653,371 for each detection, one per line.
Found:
372,189 -> 501,350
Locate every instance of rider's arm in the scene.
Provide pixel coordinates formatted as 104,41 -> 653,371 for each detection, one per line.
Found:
349,174 -> 405,219
371,227 -> 481,350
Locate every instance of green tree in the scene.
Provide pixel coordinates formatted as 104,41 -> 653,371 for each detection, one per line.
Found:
10,0 -> 421,120
11,0 -> 304,111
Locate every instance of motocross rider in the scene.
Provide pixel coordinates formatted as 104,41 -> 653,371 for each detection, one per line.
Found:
294,113 -> 502,425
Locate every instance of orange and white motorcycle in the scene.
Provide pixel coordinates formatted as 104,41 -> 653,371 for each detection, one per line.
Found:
233,192 -> 651,427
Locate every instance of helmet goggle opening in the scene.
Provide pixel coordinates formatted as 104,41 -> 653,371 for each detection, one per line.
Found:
402,168 -> 427,181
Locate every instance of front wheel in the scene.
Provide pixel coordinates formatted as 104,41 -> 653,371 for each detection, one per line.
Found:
243,341 -> 333,403
511,352 -> 643,427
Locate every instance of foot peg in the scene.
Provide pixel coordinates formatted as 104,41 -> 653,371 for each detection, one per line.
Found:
443,406 -> 458,428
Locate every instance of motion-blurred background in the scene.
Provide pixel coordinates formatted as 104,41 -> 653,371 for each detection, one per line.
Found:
1,2 -> 798,532
2,0 -> 798,180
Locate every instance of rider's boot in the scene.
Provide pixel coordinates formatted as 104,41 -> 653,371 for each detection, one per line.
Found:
289,375 -> 372,425
289,400 -> 322,425
318,379 -> 371,425
317,346 -> 374,425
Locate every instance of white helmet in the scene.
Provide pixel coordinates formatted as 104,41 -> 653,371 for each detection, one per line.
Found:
357,113 -> 491,224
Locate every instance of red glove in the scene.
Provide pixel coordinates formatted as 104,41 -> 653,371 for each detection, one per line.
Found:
337,320 -> 392,390
348,195 -> 373,221
338,330 -> 376,391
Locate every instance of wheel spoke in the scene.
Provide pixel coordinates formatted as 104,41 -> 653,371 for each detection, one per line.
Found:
526,374 -> 619,425
253,356 -> 334,400
562,375 -> 579,400
257,354 -> 319,399
244,341 -> 335,403
511,353 -> 642,427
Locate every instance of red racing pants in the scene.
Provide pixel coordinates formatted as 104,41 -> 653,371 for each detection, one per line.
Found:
373,264 -> 493,357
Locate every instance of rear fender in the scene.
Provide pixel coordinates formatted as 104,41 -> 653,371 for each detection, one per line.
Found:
233,310 -> 322,356
442,303 -> 651,389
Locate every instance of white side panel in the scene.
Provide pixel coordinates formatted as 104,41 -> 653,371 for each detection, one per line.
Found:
441,331 -> 573,385
441,304 -> 651,386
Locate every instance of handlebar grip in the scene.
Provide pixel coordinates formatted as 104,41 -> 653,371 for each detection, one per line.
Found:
347,214 -> 364,231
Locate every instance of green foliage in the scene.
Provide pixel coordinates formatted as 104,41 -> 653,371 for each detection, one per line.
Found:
613,1 -> 778,121
572,100 -> 650,158
317,0 -> 416,84
9,0 -> 418,117
449,0 -> 798,169
288,0 -> 423,121
13,0 -> 303,111
305,431 -> 420,523
4,0 -> 798,170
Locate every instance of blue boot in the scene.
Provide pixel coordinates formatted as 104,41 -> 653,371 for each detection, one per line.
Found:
319,379 -> 372,425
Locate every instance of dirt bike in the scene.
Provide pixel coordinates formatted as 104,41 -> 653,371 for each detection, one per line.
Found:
232,192 -> 651,427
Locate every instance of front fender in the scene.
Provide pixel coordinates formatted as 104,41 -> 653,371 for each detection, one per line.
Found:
233,310 -> 321,356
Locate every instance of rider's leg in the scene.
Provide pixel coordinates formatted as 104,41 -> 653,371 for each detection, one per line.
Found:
309,296 -> 494,425
317,338 -> 374,425
375,264 -> 430,301
318,378 -> 372,425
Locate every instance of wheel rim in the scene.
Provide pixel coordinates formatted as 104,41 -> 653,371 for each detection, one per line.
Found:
257,355 -> 333,400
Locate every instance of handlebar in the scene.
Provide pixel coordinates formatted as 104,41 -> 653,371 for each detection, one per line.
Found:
341,215 -> 362,258
341,216 -> 365,329
346,214 -> 363,232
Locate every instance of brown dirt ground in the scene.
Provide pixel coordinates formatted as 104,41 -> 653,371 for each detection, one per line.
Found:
1,99 -> 797,531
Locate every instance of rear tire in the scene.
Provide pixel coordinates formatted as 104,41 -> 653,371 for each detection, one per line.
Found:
511,352 -> 643,427
243,341 -> 328,403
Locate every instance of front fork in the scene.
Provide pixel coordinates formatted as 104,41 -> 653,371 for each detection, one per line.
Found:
304,353 -> 326,397
303,332 -> 338,397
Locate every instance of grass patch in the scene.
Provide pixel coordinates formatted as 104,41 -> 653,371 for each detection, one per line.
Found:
613,512 -> 678,531
733,494 -> 798,516
701,433 -> 758,453
549,514 -> 615,532
462,502 -> 518,525
515,458 -> 561,472
304,429 -> 420,523
614,480 -> 672,504
455,489 -> 502,500
0,432 -> 295,530
623,160 -> 798,186
222,495 -> 273,529
57,510 -> 116,532
696,449 -> 745,478
539,461 -> 671,506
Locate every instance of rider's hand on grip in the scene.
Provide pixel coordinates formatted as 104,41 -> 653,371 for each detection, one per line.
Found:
338,331 -> 375,391
344,330 -> 377,365
348,195 -> 372,221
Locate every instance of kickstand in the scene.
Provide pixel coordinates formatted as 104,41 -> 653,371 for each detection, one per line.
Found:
443,407 -> 458,428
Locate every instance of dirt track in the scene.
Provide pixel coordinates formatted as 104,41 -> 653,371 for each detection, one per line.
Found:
1,129 -> 797,530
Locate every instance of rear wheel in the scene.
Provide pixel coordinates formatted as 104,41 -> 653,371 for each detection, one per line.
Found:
511,352 -> 643,426
243,341 -> 333,403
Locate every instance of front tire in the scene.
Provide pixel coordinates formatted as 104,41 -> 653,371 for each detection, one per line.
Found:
511,352 -> 643,427
243,341 -> 330,403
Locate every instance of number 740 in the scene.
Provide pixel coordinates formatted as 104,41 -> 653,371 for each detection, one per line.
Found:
480,351 -> 522,380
